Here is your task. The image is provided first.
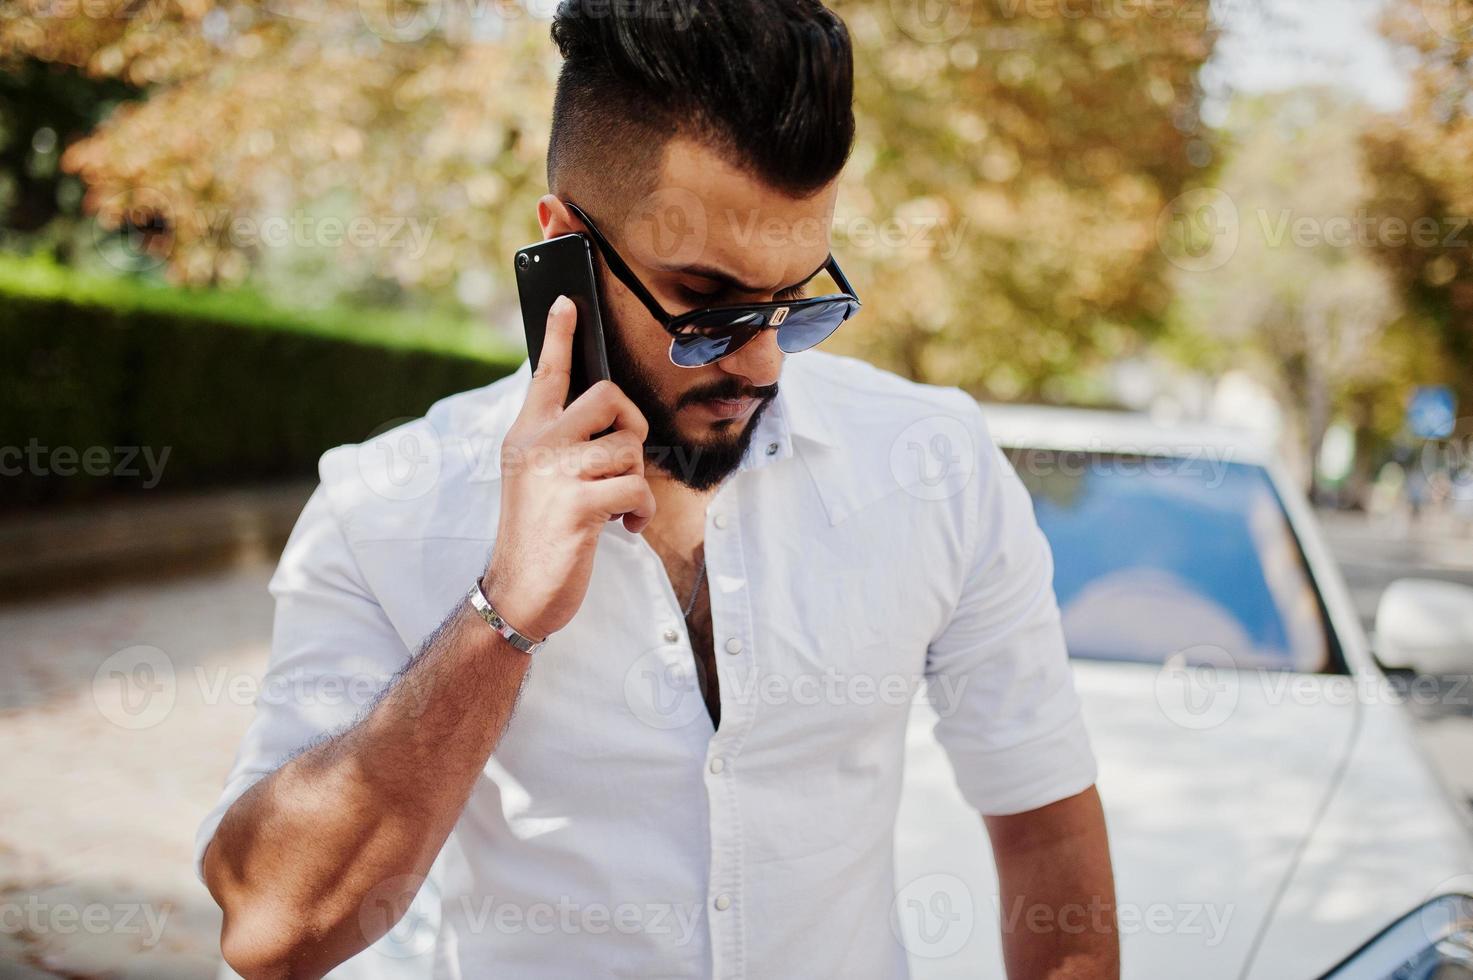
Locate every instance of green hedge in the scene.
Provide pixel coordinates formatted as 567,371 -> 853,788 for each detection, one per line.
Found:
2,283 -> 521,507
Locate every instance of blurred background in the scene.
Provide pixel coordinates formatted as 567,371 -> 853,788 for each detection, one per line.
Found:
2,0 -> 1472,976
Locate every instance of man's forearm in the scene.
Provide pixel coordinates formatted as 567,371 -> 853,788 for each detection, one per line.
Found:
202,599 -> 531,979
985,786 -> 1119,980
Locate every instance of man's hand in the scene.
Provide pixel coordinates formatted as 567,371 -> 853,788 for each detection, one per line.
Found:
203,299 -> 653,978
483,294 -> 655,641
985,785 -> 1118,979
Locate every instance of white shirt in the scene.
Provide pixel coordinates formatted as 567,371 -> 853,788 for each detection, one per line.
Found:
196,350 -> 1097,979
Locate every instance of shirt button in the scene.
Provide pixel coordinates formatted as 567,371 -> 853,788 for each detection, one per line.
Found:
712,513 -> 728,530
709,757 -> 725,774
714,894 -> 731,911
662,628 -> 679,644
724,637 -> 742,655
765,441 -> 779,456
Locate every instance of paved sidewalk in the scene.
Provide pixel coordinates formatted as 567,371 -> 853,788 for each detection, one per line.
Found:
0,561 -> 275,978
0,484 -> 313,600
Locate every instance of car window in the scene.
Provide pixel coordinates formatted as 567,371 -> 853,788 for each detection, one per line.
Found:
1005,449 -> 1330,672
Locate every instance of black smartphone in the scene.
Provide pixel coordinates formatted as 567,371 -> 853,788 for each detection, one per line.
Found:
515,233 -> 611,405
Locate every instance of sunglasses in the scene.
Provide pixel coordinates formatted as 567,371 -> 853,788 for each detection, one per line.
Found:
564,200 -> 862,368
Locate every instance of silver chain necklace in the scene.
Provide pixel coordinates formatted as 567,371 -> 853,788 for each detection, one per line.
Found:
681,558 -> 707,619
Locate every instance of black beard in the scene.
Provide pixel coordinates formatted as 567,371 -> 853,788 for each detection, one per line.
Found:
602,323 -> 776,492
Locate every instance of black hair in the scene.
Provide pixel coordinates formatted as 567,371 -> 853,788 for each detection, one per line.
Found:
547,0 -> 854,209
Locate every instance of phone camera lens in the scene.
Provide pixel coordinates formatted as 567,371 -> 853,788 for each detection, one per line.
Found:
516,253 -> 530,271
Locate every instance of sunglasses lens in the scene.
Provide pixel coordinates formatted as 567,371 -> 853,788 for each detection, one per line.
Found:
775,299 -> 855,354
667,309 -> 764,367
669,332 -> 755,367
668,299 -> 856,366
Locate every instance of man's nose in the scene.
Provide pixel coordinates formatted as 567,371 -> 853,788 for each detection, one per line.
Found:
718,328 -> 783,388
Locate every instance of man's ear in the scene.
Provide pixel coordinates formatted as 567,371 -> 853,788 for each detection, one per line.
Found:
537,195 -> 578,240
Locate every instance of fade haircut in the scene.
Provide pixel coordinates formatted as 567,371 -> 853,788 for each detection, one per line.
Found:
547,0 -> 855,217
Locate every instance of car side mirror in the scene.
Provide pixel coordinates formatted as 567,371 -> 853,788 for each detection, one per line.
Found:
1375,578 -> 1473,676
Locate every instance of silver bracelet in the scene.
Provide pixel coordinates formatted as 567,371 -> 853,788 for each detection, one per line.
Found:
467,580 -> 547,655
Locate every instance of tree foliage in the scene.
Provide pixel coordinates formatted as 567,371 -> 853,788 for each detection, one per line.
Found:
3,0 -> 1216,394
1169,90 -> 1409,482
1361,0 -> 1473,407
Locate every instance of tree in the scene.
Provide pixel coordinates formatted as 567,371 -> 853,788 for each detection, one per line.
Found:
1361,0 -> 1473,411
3,0 -> 1216,386
838,0 -> 1216,397
1169,90 -> 1408,491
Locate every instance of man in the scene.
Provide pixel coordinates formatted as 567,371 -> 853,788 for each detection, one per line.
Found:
198,1 -> 1118,977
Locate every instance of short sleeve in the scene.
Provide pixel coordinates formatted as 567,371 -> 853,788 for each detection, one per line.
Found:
924,405 -> 1097,816
193,484 -> 412,881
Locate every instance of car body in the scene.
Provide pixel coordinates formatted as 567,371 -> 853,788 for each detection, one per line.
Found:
894,403 -> 1473,979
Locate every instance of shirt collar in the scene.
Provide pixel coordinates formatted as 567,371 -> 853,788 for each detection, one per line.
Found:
767,357 -> 840,451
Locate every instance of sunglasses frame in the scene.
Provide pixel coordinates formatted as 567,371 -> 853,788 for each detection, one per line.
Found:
563,200 -> 861,367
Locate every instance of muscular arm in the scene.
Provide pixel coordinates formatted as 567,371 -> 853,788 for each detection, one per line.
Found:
985,785 -> 1118,980
202,602 -> 529,978
202,295 -> 655,979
